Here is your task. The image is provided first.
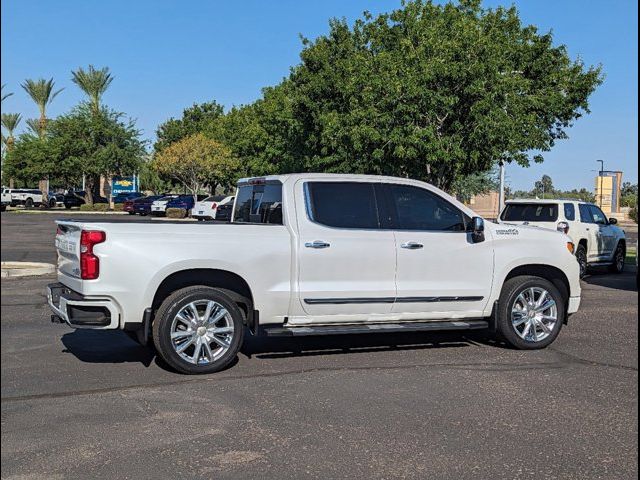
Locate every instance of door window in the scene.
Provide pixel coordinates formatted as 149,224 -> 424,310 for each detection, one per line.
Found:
563,203 -> 576,221
579,204 -> 594,223
387,184 -> 467,231
305,182 -> 380,229
589,205 -> 609,225
234,182 -> 283,225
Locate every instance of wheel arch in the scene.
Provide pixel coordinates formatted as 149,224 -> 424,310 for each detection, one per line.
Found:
151,268 -> 256,329
504,264 -> 571,308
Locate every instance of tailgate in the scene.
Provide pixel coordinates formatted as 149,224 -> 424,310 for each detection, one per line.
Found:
55,221 -> 83,278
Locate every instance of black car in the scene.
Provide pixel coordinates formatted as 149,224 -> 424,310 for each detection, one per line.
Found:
63,191 -> 108,209
215,202 -> 234,221
113,192 -> 144,204
132,195 -> 166,216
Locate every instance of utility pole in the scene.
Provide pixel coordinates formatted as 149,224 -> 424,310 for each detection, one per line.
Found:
498,160 -> 505,213
597,159 -> 604,208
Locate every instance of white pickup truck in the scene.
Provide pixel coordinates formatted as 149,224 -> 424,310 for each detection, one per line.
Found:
48,174 -> 582,374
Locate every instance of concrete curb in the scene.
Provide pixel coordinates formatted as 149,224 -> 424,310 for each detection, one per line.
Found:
1,262 -> 56,278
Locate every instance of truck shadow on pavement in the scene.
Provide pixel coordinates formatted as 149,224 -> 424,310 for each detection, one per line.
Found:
60,330 -> 155,367
241,331 -> 472,360
582,269 -> 637,293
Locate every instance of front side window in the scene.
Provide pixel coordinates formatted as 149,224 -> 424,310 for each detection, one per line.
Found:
388,184 -> 467,231
305,182 -> 379,229
589,205 -> 608,225
563,203 -> 576,221
233,181 -> 283,225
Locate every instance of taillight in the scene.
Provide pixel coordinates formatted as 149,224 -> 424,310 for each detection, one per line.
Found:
211,202 -> 218,210
80,230 -> 106,280
557,222 -> 570,234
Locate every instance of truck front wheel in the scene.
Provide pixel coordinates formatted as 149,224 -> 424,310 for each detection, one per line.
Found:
496,276 -> 565,350
152,286 -> 244,374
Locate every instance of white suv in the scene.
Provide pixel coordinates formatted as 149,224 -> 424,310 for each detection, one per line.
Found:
499,199 -> 627,278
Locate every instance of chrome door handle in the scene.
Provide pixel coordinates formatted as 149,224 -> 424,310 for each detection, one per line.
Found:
305,240 -> 331,249
401,242 -> 423,250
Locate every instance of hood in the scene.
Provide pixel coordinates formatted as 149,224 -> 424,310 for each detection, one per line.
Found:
487,221 -> 570,243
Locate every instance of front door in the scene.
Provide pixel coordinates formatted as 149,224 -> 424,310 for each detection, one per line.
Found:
588,204 -> 616,258
295,180 -> 397,320
384,183 -> 494,318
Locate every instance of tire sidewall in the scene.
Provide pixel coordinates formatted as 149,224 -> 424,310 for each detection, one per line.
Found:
153,287 -> 244,374
611,244 -> 626,274
498,277 -> 565,350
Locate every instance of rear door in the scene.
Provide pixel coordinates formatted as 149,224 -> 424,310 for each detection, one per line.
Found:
385,183 -> 494,317
588,205 -> 617,258
295,181 -> 397,319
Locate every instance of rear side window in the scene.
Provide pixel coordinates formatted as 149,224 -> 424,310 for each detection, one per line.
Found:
579,204 -> 594,223
387,184 -> 467,231
305,182 -> 379,229
501,203 -> 559,222
233,182 -> 283,224
564,203 -> 576,221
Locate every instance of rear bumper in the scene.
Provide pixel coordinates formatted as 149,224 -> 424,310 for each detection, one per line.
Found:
47,282 -> 120,329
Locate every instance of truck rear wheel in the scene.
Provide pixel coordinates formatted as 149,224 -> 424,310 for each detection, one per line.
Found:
152,286 -> 244,374
496,276 -> 565,350
24,198 -> 34,208
608,243 -> 626,274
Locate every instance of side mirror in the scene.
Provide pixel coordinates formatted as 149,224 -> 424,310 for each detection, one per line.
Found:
469,216 -> 485,243
608,217 -> 618,225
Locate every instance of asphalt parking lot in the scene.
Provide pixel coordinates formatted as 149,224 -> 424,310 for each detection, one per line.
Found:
1,212 -> 638,479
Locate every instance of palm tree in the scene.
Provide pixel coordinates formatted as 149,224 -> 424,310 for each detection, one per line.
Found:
26,118 -> 45,138
1,84 -> 13,103
71,65 -> 114,114
21,78 -> 63,138
1,113 -> 22,150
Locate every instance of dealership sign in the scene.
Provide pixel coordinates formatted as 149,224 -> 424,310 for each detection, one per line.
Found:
112,175 -> 138,194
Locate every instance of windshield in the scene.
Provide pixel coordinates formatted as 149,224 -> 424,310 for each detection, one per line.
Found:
501,203 -> 559,222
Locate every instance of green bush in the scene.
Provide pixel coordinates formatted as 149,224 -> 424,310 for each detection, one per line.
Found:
112,203 -> 124,211
629,206 -> 638,224
79,203 -> 109,212
166,207 -> 187,219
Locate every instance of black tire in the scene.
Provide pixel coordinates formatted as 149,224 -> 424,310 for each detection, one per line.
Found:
496,275 -> 565,350
24,198 -> 34,208
609,243 -> 626,274
128,211 -> 136,215
152,286 -> 244,374
576,244 -> 588,279
64,204 -> 72,210
48,198 -> 56,208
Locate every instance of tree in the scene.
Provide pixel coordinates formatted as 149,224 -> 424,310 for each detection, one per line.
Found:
1,113 -> 22,150
452,169 -> 499,202
154,101 -> 225,153
284,0 -> 602,191
152,133 -> 241,202
40,104 -> 144,203
534,175 -> 555,198
138,156 -> 173,194
21,78 -> 63,138
3,133 -> 59,186
620,182 -> 638,210
71,65 -> 114,115
1,84 -> 13,103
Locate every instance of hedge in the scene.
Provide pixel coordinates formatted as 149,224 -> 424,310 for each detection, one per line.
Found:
166,208 -> 187,219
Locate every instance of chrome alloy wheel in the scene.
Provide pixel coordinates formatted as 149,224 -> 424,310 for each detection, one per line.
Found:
511,287 -> 558,343
170,300 -> 234,365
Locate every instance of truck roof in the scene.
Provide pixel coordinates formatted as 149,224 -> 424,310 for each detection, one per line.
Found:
506,198 -> 592,205
240,173 -> 440,184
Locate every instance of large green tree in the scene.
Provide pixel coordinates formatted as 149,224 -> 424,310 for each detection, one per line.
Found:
286,0 -> 602,190
154,101 -> 225,153
5,104 -> 145,203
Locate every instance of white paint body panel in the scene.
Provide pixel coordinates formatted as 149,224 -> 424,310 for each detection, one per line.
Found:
53,174 -> 582,330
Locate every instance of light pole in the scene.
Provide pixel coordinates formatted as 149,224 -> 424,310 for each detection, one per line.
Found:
597,159 -> 604,208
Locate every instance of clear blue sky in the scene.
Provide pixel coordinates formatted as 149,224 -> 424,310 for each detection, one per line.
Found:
1,0 -> 637,191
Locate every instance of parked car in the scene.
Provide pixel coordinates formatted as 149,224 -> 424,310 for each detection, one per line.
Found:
1,188 -> 10,211
122,198 -> 137,214
48,174 -> 582,375
165,194 -> 206,214
4,188 -> 46,208
213,200 -> 234,222
499,199 -> 627,278
113,192 -> 144,204
49,192 -> 65,207
192,195 -> 234,221
150,195 -> 179,216
63,191 -> 108,209
133,195 -> 166,216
